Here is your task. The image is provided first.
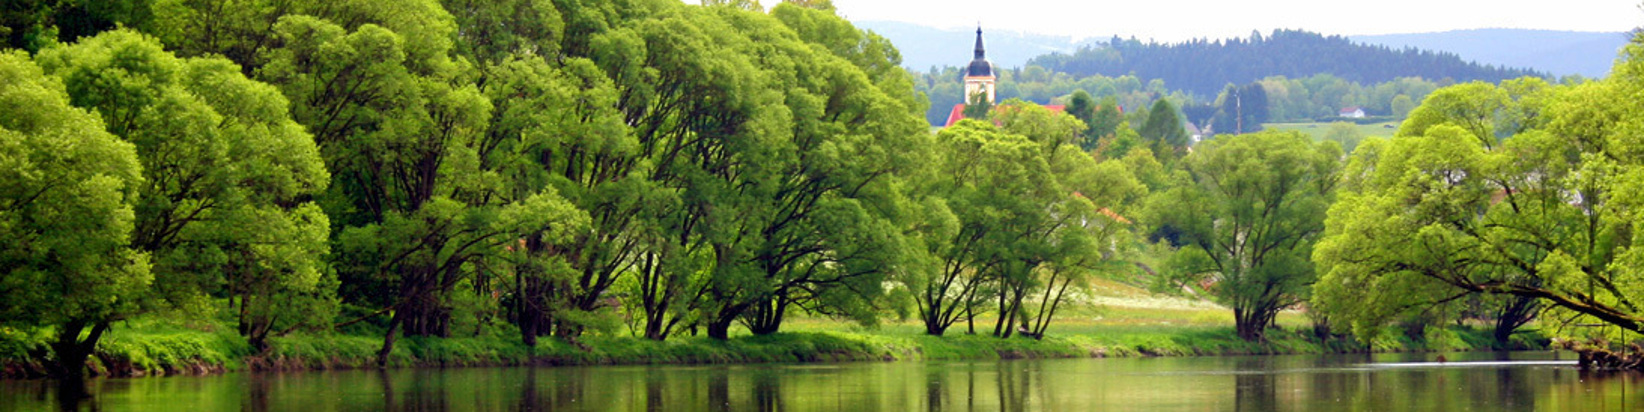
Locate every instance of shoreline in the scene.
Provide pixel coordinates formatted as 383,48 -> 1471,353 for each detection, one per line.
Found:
1,325 -> 1545,380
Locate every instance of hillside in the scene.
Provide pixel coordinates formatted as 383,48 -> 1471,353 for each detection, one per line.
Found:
1351,29 -> 1629,78
1027,29 -> 1545,97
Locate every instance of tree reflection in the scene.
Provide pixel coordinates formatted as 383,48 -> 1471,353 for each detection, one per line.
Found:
708,367 -> 731,412
751,368 -> 784,412
244,373 -> 272,412
54,378 -> 93,412
644,370 -> 664,412
924,366 -> 946,411
517,368 -> 540,412
1234,357 -> 1275,412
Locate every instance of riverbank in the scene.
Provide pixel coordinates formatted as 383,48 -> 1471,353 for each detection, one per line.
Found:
1,320 -> 1546,379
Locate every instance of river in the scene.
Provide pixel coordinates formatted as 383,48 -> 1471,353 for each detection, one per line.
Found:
2,351 -> 1639,411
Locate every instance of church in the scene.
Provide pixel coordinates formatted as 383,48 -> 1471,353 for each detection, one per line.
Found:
943,26 -> 1067,127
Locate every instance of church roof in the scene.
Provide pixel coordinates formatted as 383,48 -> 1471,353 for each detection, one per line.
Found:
944,104 -> 1067,128
966,27 -> 993,77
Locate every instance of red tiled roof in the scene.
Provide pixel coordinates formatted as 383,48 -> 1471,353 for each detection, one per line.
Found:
944,104 -> 1070,128
943,103 -> 1121,128
945,104 -> 967,127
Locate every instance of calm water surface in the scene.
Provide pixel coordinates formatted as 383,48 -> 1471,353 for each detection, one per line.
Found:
3,351 -> 1640,411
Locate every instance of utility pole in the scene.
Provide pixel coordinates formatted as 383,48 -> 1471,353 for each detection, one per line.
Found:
1235,88 -> 1243,135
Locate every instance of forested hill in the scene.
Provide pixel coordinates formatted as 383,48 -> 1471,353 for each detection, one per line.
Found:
1352,29 -> 1629,79
1027,29 -> 1547,97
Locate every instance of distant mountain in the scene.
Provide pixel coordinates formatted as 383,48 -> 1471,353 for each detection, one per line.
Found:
853,21 -> 1086,72
1027,30 -> 1545,97
1351,29 -> 1629,78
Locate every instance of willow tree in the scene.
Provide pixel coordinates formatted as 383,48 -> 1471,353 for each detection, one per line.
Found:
0,51 -> 146,380
912,102 -> 1139,338
689,4 -> 926,338
1313,44 -> 1644,345
34,30 -> 333,352
1150,130 -> 1340,341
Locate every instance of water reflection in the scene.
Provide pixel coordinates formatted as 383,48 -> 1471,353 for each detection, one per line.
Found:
1234,357 -> 1275,412
4,352 -> 1644,411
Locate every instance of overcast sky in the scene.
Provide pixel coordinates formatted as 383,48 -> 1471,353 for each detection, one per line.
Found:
817,0 -> 1640,41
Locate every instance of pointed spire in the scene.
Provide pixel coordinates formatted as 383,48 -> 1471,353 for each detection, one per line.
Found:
973,25 -> 986,60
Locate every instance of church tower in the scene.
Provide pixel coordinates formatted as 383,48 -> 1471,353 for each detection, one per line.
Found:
963,26 -> 996,104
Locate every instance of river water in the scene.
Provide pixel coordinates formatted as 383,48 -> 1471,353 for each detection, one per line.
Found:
2,351 -> 1639,411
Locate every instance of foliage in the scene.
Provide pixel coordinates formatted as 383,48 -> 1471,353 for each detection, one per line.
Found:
1312,45 -> 1644,344
1029,29 -> 1544,98
0,49 -> 148,379
36,29 -> 334,352
1321,122 -> 1366,154
1138,98 -> 1188,157
1147,130 -> 1341,340
910,102 -> 1140,338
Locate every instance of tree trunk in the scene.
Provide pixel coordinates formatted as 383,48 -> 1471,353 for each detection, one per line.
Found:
925,316 -> 948,336
376,310 -> 403,368
643,313 -> 669,341
1235,309 -> 1266,341
398,264 -> 451,338
706,301 -> 742,340
1493,296 -> 1539,348
745,297 -> 785,335
50,320 -> 108,381
707,316 -> 733,340
964,302 -> 977,335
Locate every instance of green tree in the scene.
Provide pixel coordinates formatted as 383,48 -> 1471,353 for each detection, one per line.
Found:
963,91 -> 992,120
1138,98 -> 1187,157
1396,81 -> 1512,146
1312,59 -> 1644,346
1149,130 -> 1340,340
1,0 -> 156,52
913,118 -> 1054,336
912,102 -> 1138,337
1321,122 -> 1365,154
1065,90 -> 1096,144
253,8 -> 585,362
0,50 -> 147,381
694,4 -> 925,338
1390,94 -> 1415,119
35,30 -> 334,352
1087,97 -> 1124,150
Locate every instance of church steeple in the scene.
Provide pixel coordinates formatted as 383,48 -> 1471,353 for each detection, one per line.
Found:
964,25 -> 996,104
973,26 -> 987,60
965,26 -> 993,78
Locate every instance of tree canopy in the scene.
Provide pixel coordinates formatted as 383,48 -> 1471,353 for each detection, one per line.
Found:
1314,38 -> 1644,344
1149,130 -> 1341,340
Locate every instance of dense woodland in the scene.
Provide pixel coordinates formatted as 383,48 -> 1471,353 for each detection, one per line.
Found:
915,29 -> 1565,130
5,0 -> 1644,380
1029,29 -> 1546,98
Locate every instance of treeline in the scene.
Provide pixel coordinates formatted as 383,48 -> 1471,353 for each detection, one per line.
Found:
916,66 -> 1450,129
915,66 -> 1183,126
1310,42 -> 1644,366
1027,29 -> 1545,98
0,0 -> 1156,380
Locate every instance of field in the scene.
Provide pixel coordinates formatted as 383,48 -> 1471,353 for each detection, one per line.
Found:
1264,121 -> 1400,141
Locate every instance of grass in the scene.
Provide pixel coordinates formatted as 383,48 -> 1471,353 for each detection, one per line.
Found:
1265,121 -> 1399,141
1,280 -> 1545,378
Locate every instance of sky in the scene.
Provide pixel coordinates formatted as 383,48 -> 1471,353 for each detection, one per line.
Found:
820,0 -> 1640,41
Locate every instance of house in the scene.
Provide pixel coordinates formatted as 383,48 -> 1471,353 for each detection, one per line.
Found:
1339,107 -> 1366,118
1185,122 -> 1203,144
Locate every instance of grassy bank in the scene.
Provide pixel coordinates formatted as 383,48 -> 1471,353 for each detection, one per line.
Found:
1,280 -> 1546,379
1,320 -> 1545,379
